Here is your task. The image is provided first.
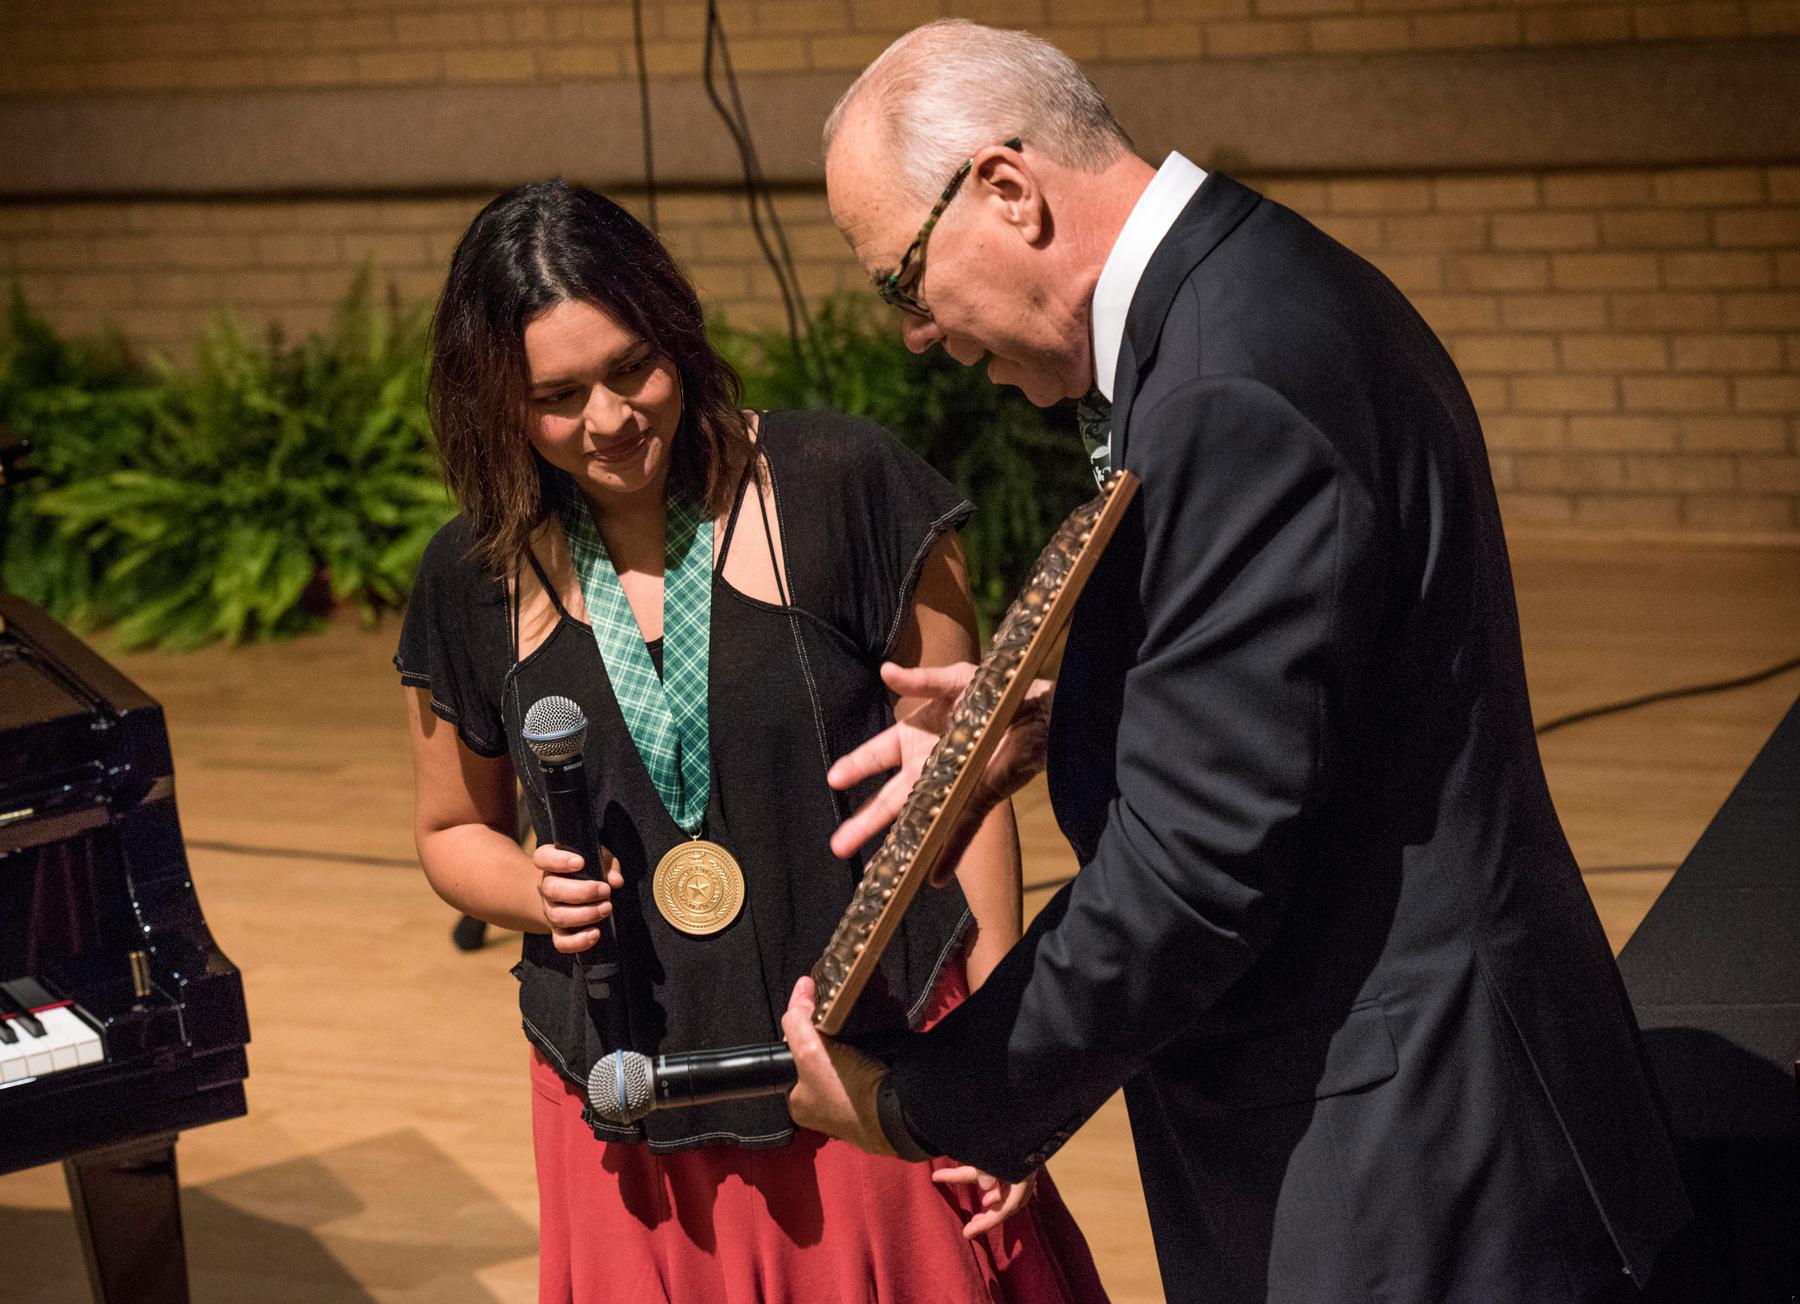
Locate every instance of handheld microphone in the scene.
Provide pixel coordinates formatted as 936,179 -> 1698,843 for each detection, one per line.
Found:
587,1042 -> 796,1125
522,696 -> 630,1048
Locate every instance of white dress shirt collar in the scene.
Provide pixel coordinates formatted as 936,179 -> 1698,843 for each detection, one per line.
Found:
1089,152 -> 1208,401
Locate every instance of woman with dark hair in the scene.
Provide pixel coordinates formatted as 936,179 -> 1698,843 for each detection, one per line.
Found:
396,179 -> 1108,1303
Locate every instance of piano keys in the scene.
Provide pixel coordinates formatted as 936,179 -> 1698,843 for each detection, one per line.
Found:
0,978 -> 106,1082
1,592 -> 251,1304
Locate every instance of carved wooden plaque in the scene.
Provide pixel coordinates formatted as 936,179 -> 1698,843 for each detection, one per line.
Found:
810,469 -> 1140,1035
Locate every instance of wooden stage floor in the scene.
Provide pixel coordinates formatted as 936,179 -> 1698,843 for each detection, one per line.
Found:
3,535 -> 1796,1303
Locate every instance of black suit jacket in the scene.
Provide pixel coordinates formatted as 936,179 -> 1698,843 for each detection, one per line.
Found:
889,175 -> 1691,1303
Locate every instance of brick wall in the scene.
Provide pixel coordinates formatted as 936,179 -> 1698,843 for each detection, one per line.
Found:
2,3 -> 1796,534
1271,167 -> 1800,532
2,0 -> 1796,94
5,163 -> 1795,532
0,189 -> 853,346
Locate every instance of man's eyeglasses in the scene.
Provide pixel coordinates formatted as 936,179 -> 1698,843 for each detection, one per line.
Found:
873,137 -> 1023,319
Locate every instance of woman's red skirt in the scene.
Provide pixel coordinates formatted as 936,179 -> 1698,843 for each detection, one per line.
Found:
531,966 -> 1112,1303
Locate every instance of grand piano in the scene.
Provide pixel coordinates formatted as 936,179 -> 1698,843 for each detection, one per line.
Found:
2,440 -> 251,1304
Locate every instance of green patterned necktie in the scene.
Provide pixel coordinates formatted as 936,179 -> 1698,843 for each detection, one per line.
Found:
553,473 -> 713,834
1077,387 -> 1113,486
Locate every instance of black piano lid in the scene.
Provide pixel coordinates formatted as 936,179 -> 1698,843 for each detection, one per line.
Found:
0,649 -> 89,730
0,595 -> 173,797
0,643 -> 94,782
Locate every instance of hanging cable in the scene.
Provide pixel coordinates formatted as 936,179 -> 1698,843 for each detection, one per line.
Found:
701,0 -> 833,400
629,0 -> 658,233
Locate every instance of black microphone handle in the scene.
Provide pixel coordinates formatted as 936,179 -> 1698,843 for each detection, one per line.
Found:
652,1042 -> 797,1109
538,753 -> 631,1049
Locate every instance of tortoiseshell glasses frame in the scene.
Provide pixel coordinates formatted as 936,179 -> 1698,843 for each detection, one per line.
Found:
872,137 -> 1024,319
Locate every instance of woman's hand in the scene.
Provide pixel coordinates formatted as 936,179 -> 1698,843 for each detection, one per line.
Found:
533,844 -> 624,953
932,1165 -> 1038,1239
827,661 -> 1053,879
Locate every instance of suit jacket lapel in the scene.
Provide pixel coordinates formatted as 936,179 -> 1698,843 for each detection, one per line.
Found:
1110,172 -> 1261,468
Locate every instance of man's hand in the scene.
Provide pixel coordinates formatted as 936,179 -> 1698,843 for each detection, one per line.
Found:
828,661 -> 1053,880
780,977 -> 895,1156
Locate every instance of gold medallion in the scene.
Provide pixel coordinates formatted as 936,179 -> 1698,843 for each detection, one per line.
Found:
652,838 -> 745,935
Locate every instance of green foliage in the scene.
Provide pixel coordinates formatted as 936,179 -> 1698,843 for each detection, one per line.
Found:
0,277 -> 453,650
0,292 -> 152,622
1,285 -> 1088,650
715,298 -> 1094,626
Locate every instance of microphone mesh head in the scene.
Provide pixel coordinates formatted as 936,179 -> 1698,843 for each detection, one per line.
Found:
588,1050 -> 655,1124
522,695 -> 588,763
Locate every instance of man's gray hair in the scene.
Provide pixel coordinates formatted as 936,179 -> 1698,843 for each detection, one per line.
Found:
824,20 -> 1133,204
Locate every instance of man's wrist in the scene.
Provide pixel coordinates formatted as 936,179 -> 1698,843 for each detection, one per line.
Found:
874,1070 -> 934,1162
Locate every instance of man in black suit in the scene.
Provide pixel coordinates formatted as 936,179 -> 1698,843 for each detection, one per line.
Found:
782,20 -> 1691,1302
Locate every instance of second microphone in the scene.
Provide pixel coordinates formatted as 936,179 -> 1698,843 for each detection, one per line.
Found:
588,1042 -> 796,1125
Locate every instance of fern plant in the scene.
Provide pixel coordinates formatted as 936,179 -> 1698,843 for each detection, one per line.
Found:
1,277 -> 453,649
0,291 -> 148,619
3,287 -> 1089,649
715,297 -> 1093,626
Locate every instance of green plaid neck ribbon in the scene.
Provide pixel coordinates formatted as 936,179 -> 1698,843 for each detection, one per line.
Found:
553,472 -> 713,834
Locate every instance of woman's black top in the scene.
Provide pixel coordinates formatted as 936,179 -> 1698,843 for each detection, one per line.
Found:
395,411 -> 975,1150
